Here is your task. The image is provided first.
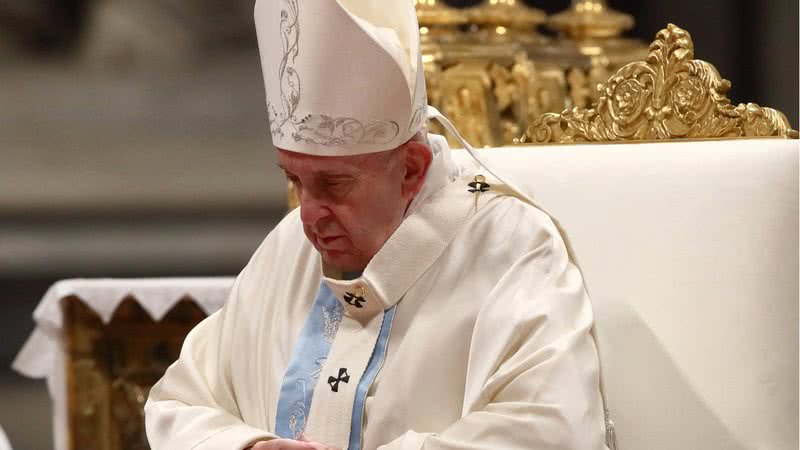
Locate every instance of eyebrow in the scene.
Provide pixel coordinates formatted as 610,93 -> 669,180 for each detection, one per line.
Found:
276,163 -> 356,178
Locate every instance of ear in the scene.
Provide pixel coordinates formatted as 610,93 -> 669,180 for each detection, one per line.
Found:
401,141 -> 433,202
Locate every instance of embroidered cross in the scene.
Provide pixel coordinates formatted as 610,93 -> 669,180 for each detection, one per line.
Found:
468,175 -> 490,208
343,292 -> 366,308
327,368 -> 350,392
468,175 -> 490,193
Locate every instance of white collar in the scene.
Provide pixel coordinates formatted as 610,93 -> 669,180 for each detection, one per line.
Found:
321,173 -> 476,320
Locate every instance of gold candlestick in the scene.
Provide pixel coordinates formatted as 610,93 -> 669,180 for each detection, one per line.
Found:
414,0 -> 468,31
466,0 -> 547,35
548,0 -> 635,40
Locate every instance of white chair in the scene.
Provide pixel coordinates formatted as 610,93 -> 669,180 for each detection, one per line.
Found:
444,24 -> 800,450
451,135 -> 798,450
446,23 -> 798,449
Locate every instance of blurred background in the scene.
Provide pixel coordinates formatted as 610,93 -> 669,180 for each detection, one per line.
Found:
0,0 -> 797,448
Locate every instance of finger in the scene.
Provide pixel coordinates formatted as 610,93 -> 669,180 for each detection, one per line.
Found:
295,434 -> 323,448
294,440 -> 324,450
292,436 -> 336,450
252,438 -> 317,450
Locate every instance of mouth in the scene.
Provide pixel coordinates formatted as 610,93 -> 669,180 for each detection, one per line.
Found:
318,235 -> 345,248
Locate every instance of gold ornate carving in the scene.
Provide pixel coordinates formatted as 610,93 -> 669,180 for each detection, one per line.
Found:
525,24 -> 798,143
439,61 -> 498,146
416,0 -> 648,147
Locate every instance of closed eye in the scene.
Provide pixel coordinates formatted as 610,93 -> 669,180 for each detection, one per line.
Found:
326,177 -> 351,186
284,174 -> 302,191
323,176 -> 357,195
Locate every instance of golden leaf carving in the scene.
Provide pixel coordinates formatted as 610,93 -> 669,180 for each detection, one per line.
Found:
525,24 -> 797,143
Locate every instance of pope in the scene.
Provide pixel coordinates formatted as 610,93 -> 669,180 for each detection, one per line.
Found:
144,1 -> 612,449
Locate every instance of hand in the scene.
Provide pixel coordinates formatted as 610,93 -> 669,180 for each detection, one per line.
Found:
250,434 -> 340,450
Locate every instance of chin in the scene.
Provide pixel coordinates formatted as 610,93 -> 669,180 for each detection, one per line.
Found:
320,250 -> 367,273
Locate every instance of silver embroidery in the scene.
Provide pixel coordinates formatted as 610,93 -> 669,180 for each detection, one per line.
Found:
311,357 -> 326,381
295,115 -> 400,146
287,379 -> 307,439
285,358 -> 330,439
281,287 -> 345,439
269,0 -> 400,147
283,297 -> 342,438
322,302 -> 343,344
408,103 -> 426,132
268,0 -> 300,141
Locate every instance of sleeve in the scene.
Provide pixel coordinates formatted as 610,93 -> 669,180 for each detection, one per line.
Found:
144,270 -> 277,450
379,211 -> 608,450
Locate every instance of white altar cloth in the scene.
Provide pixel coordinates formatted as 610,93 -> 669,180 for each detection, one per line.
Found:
11,277 -> 235,450
0,425 -> 11,450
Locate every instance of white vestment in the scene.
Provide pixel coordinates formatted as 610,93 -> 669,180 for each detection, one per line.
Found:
145,142 -> 608,450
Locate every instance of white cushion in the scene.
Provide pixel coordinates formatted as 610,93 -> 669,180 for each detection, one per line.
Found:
451,138 -> 798,450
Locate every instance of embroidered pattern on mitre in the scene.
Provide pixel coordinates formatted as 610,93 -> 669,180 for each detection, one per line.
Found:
256,0 -> 427,155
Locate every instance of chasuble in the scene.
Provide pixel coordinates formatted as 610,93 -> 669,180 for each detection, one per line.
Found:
145,146 -> 609,450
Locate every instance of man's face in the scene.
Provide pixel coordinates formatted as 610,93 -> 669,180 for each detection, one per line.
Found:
277,145 -> 429,272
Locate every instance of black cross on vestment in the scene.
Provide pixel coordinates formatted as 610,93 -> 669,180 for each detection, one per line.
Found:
468,175 -> 491,208
343,292 -> 366,308
468,180 -> 490,193
328,368 -> 350,392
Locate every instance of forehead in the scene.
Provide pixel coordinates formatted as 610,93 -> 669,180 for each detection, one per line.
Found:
277,148 -> 391,173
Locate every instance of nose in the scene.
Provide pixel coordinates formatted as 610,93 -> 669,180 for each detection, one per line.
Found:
298,190 -> 331,230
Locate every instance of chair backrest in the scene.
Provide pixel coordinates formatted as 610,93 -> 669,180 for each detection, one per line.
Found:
451,138 -> 798,450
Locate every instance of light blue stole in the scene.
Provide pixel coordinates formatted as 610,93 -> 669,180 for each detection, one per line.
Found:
275,280 -> 396,450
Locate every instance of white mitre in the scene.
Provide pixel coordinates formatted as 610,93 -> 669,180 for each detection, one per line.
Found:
254,0 -> 427,156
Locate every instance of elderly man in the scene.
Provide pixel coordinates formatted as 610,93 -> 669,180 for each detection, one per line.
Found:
144,1 -> 611,449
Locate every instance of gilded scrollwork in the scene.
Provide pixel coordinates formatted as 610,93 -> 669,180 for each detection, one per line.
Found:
525,24 -> 797,143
